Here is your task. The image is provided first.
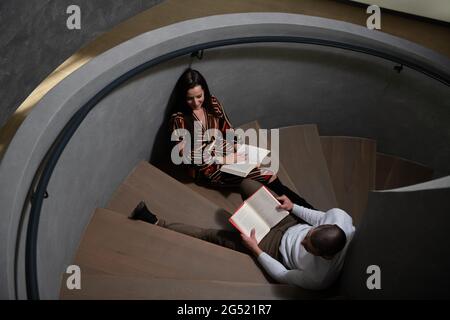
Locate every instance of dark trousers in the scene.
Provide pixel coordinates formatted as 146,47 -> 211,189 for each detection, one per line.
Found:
262,177 -> 315,210
159,178 -> 308,262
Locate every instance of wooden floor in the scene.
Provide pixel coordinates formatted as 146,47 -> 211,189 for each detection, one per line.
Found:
375,152 -> 433,190
107,161 -> 233,229
61,274 -> 323,300
320,136 -> 376,226
278,125 -> 337,211
237,120 -> 299,195
70,209 -> 269,282
182,182 -> 242,214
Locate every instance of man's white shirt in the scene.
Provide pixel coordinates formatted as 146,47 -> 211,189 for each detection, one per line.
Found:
257,205 -> 355,290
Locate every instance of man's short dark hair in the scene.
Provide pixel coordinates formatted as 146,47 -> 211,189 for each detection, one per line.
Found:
310,224 -> 347,257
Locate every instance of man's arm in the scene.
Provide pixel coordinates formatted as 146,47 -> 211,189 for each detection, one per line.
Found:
241,229 -> 322,290
291,205 -> 324,226
277,195 -> 324,226
257,253 -> 322,289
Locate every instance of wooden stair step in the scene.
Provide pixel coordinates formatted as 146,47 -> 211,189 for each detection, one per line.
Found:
155,160 -> 241,214
72,208 -> 269,284
183,182 -> 242,214
278,125 -> 337,211
61,274 -> 323,300
237,120 -> 299,194
320,136 -> 377,225
107,161 -> 232,230
375,153 -> 433,190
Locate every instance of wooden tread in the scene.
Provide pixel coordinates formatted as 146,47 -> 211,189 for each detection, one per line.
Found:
376,153 -> 433,190
72,208 -> 270,284
278,125 -> 337,211
107,161 -> 233,230
61,274 -> 321,300
320,136 -> 376,225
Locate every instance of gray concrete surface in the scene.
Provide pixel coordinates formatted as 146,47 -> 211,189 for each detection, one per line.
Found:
339,186 -> 450,299
0,0 -> 163,128
0,13 -> 449,299
382,175 -> 450,192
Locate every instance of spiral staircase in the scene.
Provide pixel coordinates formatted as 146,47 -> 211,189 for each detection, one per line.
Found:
1,13 -> 449,300
59,121 -> 433,299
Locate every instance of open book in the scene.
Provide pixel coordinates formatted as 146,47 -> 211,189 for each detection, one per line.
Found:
219,144 -> 270,177
229,186 -> 290,243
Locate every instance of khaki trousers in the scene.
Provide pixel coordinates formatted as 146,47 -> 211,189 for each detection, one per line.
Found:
158,214 -> 302,262
158,177 -> 305,261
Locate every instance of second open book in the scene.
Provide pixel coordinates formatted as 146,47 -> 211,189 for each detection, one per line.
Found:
219,144 -> 270,177
229,186 -> 290,243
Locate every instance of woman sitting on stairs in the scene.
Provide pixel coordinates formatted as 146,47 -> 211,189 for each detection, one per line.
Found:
168,68 -> 310,207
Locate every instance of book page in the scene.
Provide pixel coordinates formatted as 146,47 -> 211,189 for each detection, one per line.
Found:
229,202 -> 271,243
220,163 -> 255,177
245,187 -> 289,228
236,144 -> 270,164
220,144 -> 270,177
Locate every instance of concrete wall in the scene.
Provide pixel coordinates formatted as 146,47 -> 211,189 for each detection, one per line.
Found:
339,180 -> 450,299
383,175 -> 450,192
0,0 -> 163,128
195,44 -> 450,177
0,13 -> 449,299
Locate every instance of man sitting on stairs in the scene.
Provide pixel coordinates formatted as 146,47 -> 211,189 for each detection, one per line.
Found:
129,178 -> 355,290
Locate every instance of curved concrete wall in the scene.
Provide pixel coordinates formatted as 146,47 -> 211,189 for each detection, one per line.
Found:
339,179 -> 450,299
198,44 -> 450,177
0,13 -> 449,299
382,175 -> 450,192
0,0 -> 163,128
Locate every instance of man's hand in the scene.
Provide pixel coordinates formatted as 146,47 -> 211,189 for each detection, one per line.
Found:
241,229 -> 263,257
276,195 -> 293,212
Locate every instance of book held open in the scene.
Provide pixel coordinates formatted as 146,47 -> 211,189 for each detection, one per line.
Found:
229,186 -> 290,243
219,144 -> 270,177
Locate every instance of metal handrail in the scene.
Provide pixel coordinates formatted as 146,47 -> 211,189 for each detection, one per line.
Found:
25,35 -> 450,299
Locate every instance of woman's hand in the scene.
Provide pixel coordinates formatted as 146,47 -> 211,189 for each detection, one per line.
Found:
241,229 -> 263,257
276,195 -> 294,212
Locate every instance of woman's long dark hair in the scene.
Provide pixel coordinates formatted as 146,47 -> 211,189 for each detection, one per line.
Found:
173,68 -> 213,114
